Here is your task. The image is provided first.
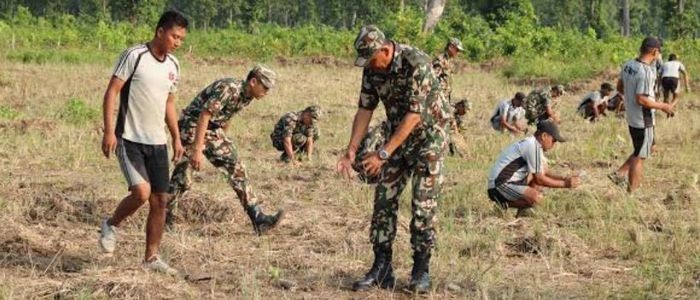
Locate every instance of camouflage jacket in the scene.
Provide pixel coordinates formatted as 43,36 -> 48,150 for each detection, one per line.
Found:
432,51 -> 453,100
359,41 -> 442,139
270,111 -> 319,142
179,78 -> 253,130
524,87 -> 552,122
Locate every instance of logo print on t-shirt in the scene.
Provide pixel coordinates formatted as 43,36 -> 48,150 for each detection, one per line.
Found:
169,72 -> 175,81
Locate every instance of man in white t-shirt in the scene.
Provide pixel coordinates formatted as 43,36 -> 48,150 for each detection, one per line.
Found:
99,11 -> 188,275
577,82 -> 614,122
609,37 -> 674,193
660,53 -> 691,106
490,92 -> 526,135
487,120 -> 580,217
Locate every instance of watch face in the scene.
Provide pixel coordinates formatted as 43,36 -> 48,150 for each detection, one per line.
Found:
379,150 -> 389,160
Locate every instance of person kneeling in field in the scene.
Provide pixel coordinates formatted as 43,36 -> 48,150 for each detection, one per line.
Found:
577,82 -> 614,122
490,92 -> 526,135
270,105 -> 321,164
523,85 -> 565,124
606,91 -> 625,117
352,121 -> 390,184
487,120 -> 580,217
166,65 -> 284,233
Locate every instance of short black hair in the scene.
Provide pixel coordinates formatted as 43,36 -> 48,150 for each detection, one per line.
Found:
601,82 -> 613,91
246,70 -> 256,82
669,53 -> 677,61
514,92 -> 526,101
156,10 -> 188,33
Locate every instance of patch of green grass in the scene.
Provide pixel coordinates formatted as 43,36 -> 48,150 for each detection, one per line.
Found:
0,105 -> 20,120
57,98 -> 100,125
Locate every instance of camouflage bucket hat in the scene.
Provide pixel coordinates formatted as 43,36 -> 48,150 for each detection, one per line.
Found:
353,25 -> 386,67
304,105 -> 322,120
449,37 -> 464,51
252,64 -> 276,89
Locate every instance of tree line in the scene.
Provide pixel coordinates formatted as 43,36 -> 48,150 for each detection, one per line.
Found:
0,0 -> 698,39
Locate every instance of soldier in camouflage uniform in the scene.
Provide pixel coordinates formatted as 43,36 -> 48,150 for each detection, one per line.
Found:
451,99 -> 470,132
336,25 -> 447,293
433,38 -> 464,157
270,105 -> 321,163
166,65 -> 283,234
523,85 -> 565,125
447,99 -> 470,156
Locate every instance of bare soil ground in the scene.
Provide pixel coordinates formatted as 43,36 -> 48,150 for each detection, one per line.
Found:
1,56 -> 699,299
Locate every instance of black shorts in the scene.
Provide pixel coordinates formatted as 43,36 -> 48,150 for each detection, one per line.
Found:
661,77 -> 679,93
116,139 -> 170,193
629,126 -> 654,159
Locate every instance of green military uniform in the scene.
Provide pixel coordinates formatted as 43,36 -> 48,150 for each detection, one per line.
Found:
358,42 -> 446,253
523,85 -> 564,124
350,25 -> 446,292
270,106 -> 321,161
433,38 -> 464,157
167,65 -> 282,234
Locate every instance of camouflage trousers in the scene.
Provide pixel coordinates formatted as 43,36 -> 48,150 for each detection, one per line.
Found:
370,125 -> 447,253
168,127 -> 258,214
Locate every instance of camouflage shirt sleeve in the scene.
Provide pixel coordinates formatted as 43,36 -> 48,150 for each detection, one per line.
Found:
203,81 -> 229,116
305,125 -> 318,138
358,69 -> 380,110
407,62 -> 432,114
281,113 -> 297,137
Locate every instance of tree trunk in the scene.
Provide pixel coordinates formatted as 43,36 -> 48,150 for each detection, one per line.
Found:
422,0 -> 446,33
678,0 -> 684,14
622,0 -> 630,37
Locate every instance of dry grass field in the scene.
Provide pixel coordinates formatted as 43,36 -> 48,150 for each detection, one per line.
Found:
0,54 -> 699,299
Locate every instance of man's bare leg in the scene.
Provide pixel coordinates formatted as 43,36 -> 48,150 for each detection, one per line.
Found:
108,183 -> 151,227
145,192 -> 169,261
627,157 -> 644,193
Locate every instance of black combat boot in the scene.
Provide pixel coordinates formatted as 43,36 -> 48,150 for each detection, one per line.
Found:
246,205 -> 284,235
352,247 -> 396,291
407,250 -> 431,293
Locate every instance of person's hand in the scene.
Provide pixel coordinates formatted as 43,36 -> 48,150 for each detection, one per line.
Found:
566,176 -> 581,188
172,139 -> 184,162
190,148 -> 205,171
661,103 -> 675,117
336,149 -> 356,179
362,151 -> 385,177
102,132 -> 117,158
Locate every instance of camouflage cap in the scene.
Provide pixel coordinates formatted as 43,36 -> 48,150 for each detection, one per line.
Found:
251,64 -> 276,89
353,25 -> 386,67
303,105 -> 322,120
551,84 -> 566,95
449,37 -> 464,51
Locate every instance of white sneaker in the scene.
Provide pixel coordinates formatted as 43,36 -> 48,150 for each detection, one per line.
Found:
142,256 -> 180,276
99,218 -> 117,253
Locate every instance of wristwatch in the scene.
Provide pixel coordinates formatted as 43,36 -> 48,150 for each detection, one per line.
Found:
378,148 -> 390,160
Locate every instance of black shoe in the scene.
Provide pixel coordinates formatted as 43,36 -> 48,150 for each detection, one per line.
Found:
352,247 -> 396,291
246,205 -> 284,235
407,250 -> 431,293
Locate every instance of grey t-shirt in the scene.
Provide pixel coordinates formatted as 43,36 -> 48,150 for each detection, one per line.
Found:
487,136 -> 545,188
621,59 -> 656,128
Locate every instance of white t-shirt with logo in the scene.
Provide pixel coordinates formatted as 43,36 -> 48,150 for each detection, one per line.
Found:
621,59 -> 656,129
490,99 -> 524,128
113,44 -> 180,145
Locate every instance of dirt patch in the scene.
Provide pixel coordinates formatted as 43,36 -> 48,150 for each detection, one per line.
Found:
662,183 -> 698,210
505,230 -> 588,259
26,182 -> 107,224
170,191 -> 235,225
0,119 -> 56,135
0,226 -> 88,274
